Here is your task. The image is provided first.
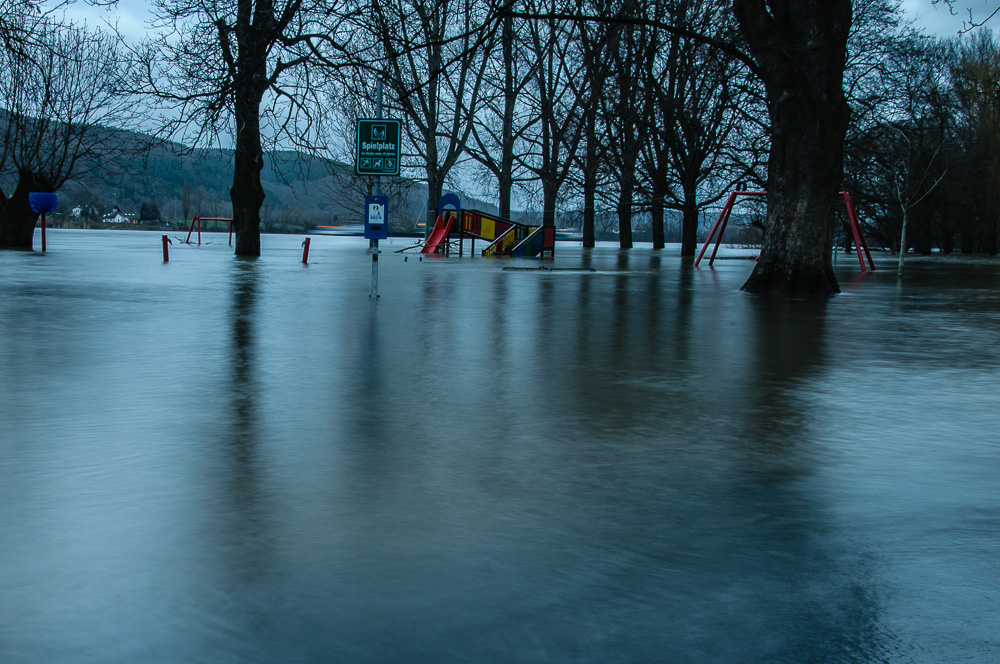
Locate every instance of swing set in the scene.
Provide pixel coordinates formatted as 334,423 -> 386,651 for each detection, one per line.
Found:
185,216 -> 235,246
694,190 -> 876,272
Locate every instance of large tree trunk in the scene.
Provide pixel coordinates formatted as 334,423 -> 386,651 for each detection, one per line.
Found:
231,92 -> 265,257
734,0 -> 852,296
541,178 -> 558,228
230,8 -> 271,259
0,171 -> 54,250
681,182 -> 699,257
498,157 -> 512,221
423,122 -> 442,236
499,14 -> 515,220
617,183 -> 633,249
582,110 -> 597,248
426,167 -> 444,233
617,127 -> 636,249
651,189 -> 665,250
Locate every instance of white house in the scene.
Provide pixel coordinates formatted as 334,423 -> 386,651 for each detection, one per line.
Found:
103,206 -> 136,224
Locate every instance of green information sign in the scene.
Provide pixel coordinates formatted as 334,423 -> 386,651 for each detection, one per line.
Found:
356,119 -> 402,176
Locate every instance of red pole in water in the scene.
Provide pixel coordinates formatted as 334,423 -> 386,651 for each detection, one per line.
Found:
40,211 -> 46,252
301,237 -> 311,264
695,192 -> 736,267
162,235 -> 170,262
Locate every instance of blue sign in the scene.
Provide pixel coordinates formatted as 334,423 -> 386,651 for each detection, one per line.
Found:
364,195 -> 388,240
29,192 -> 58,213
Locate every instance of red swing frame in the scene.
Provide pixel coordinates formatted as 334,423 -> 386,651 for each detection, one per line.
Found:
694,190 -> 876,272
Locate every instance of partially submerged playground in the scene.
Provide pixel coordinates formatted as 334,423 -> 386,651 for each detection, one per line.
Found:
404,191 -> 875,274
406,193 -> 555,258
29,189 -> 877,282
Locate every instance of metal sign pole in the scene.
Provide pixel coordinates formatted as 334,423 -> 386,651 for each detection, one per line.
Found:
370,79 -> 383,301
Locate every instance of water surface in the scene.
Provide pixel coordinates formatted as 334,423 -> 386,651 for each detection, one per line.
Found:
2,230 -> 998,662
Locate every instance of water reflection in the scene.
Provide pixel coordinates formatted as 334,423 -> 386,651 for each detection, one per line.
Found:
729,298 -> 888,660
230,258 -> 260,443
749,297 -> 829,383
574,250 -> 595,370
490,268 -> 511,366
611,251 -> 631,368
643,252 -> 663,359
674,263 -> 694,365
216,257 -> 270,588
1,232 -> 997,663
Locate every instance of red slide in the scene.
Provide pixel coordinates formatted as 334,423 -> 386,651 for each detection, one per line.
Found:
420,214 -> 454,253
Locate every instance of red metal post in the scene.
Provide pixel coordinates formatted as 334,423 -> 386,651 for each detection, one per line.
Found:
696,191 -> 767,267
840,192 -> 867,272
717,191 -> 766,266
301,237 -> 311,264
162,235 -> 169,262
40,211 -> 46,252
695,192 -> 737,267
708,201 -> 736,266
857,224 -> 876,272
840,192 -> 875,272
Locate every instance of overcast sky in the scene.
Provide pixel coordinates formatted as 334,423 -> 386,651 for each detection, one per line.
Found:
59,0 -> 150,40
902,0 -> 994,35
57,1 -> 997,42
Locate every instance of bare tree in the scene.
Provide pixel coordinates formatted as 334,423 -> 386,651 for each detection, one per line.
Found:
504,1 -> 855,293
464,9 -> 537,219
571,3 -> 626,247
641,0 -> 749,254
370,0 -> 498,234
0,0 -> 38,59
888,125 -> 948,277
0,16 -> 147,248
732,0 -> 854,295
935,0 -> 1000,31
601,1 -> 656,249
516,0 -> 590,229
955,31 -> 1000,250
844,21 -> 956,253
136,0 -> 358,255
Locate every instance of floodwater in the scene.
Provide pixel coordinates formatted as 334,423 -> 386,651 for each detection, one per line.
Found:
1,229 -> 998,663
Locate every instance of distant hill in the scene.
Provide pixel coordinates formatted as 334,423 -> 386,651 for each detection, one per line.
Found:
50,134 -> 434,232
13,120 -> 521,233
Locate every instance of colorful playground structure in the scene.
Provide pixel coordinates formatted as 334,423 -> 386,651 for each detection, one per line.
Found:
419,194 -> 555,257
